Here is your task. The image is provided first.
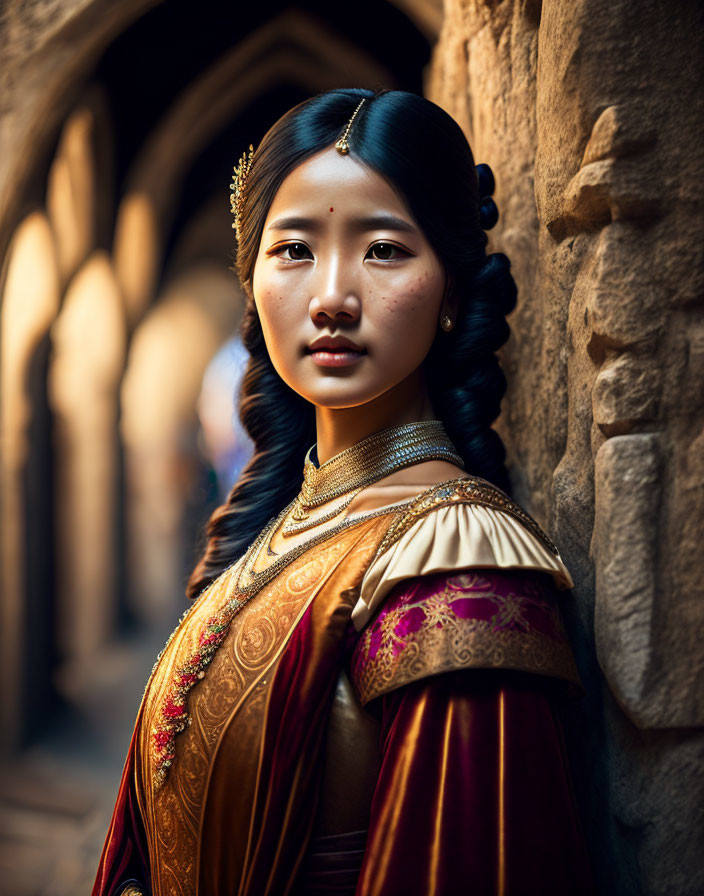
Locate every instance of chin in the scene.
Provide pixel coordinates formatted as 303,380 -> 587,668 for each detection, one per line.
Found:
303,379 -> 405,411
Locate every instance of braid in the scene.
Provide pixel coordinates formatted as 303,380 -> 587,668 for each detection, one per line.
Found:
428,250 -> 517,495
185,302 -> 315,600
424,158 -> 517,495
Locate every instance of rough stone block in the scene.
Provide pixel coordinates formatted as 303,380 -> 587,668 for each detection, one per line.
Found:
592,356 -> 660,436
594,434 -> 661,727
587,223 -> 665,349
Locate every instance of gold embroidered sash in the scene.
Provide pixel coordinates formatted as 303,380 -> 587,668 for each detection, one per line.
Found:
136,513 -> 393,896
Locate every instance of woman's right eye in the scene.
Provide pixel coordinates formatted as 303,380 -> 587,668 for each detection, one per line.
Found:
274,242 -> 312,261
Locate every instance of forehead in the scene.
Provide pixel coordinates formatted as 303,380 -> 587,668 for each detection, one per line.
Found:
265,146 -> 410,218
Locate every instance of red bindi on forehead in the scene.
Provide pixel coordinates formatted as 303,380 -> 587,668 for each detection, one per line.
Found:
329,207 -> 334,212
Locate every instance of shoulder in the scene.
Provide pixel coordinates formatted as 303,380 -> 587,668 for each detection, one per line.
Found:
375,475 -> 560,559
350,565 -> 583,705
351,476 -> 574,631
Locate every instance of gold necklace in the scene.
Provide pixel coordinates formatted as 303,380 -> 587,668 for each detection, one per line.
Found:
268,488 -> 364,554
235,496 -> 413,596
283,420 -> 463,536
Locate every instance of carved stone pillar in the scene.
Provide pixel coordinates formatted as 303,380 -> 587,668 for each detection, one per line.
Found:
0,212 -> 61,748
48,251 -> 127,682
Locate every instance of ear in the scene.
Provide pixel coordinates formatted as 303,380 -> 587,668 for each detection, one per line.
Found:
440,273 -> 460,321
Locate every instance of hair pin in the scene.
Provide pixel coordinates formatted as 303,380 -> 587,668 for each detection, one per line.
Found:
230,144 -> 254,239
335,99 -> 366,155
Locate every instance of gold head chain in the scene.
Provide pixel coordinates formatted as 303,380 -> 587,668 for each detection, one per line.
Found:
230,144 -> 254,240
335,98 -> 366,155
230,98 -> 365,235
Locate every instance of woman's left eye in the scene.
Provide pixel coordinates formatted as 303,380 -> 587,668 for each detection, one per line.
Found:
365,242 -> 410,261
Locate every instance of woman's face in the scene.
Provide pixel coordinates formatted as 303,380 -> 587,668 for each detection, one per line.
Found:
251,145 -> 447,410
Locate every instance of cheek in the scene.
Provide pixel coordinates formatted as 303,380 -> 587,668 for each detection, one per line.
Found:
373,270 -> 443,339
256,291 -> 295,357
252,266 -> 295,349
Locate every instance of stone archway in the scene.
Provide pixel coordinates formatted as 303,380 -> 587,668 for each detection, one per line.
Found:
0,4 -> 437,889
0,0 -> 162,258
0,1 -> 433,761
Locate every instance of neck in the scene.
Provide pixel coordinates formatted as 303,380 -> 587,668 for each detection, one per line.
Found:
314,370 -> 436,464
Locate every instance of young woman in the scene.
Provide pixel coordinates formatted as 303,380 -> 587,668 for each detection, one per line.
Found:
94,88 -> 595,896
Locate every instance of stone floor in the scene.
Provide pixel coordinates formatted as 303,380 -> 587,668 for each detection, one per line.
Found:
0,627 -> 168,896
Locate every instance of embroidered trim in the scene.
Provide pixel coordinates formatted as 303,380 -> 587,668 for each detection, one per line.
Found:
151,593 -> 245,790
352,573 -> 580,705
372,477 -> 560,560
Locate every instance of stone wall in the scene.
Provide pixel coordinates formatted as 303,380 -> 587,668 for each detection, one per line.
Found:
428,1 -> 704,894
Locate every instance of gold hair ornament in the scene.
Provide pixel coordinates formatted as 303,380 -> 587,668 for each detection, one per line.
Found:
230,144 -> 254,239
335,98 -> 366,155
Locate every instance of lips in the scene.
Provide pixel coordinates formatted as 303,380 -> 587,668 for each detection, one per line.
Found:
305,335 -> 366,369
306,335 -> 366,354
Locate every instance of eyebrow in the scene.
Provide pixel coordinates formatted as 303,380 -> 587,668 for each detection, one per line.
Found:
266,213 -> 417,234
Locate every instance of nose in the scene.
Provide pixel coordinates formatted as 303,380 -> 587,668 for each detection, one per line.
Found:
309,254 -> 361,327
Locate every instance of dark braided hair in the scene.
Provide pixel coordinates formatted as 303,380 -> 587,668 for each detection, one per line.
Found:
186,88 -> 517,600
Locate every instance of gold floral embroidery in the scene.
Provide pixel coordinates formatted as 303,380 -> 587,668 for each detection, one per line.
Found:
352,575 -> 581,705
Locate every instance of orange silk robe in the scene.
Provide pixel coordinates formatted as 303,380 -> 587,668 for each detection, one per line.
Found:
93,478 -> 594,896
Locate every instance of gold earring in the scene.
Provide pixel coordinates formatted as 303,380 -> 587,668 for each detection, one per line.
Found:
440,314 -> 454,332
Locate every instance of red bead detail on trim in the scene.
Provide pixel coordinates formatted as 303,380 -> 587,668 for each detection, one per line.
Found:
151,597 -> 244,790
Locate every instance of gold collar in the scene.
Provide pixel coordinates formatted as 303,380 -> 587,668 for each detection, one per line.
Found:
284,420 -> 463,535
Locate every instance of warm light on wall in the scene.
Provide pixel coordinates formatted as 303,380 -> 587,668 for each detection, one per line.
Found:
113,191 -> 160,329
120,263 -> 241,622
46,107 -> 98,288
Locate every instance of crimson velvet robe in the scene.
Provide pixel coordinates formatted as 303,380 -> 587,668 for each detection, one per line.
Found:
93,478 -> 595,896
